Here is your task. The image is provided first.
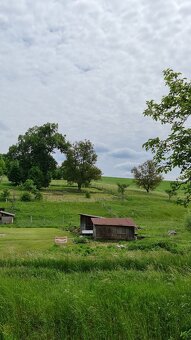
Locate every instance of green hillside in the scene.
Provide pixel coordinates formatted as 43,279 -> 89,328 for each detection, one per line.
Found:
0,176 -> 191,339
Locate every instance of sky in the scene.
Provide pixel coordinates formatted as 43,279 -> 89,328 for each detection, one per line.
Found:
0,0 -> 190,179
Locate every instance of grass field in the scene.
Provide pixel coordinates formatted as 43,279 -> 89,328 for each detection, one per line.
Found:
0,177 -> 191,339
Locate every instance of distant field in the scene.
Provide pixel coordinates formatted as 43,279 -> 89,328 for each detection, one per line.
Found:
0,176 -> 191,339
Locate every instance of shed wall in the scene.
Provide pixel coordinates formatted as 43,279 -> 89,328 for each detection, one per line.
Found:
94,225 -> 135,240
0,216 -> 13,224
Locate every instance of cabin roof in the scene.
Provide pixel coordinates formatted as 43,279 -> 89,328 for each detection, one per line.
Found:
91,218 -> 136,228
79,213 -> 103,218
0,210 -> 15,217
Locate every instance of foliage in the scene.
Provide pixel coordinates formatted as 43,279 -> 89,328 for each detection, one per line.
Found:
165,188 -> 177,200
22,179 -> 36,192
0,166 -> 3,180
117,183 -> 129,199
21,180 -> 43,201
20,192 -> 32,202
73,236 -> 89,244
0,155 -> 6,181
62,140 -> 102,190
7,160 -> 23,185
34,191 -> 43,201
180,329 -> 191,340
85,191 -> 91,199
131,160 -> 163,192
28,166 -> 45,189
143,69 -> 191,206
7,123 -> 69,188
0,189 -> 10,201
52,167 -> 63,180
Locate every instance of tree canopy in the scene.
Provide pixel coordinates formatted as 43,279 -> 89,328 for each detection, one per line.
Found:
0,155 -> 6,181
7,123 -> 69,188
131,160 -> 163,193
62,140 -> 102,190
143,69 -> 191,205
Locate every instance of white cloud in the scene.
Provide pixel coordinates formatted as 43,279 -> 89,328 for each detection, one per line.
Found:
0,0 -> 190,178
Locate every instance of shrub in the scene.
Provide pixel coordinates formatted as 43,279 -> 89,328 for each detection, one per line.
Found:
0,189 -> 10,201
20,192 -> 32,202
34,191 -> 43,201
85,192 -> 91,199
22,179 -> 36,192
73,236 -> 89,244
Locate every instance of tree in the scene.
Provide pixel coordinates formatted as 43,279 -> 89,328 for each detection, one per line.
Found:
165,189 -> 177,201
0,167 -> 3,182
131,160 -> 163,192
7,160 -> 23,185
0,155 -> 6,181
62,140 -> 102,191
143,69 -> 191,205
6,123 -> 69,188
117,183 -> 129,200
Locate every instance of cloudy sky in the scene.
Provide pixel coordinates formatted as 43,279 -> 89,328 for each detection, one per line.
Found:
0,0 -> 190,179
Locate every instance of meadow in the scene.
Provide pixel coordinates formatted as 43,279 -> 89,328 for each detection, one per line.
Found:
0,177 -> 191,339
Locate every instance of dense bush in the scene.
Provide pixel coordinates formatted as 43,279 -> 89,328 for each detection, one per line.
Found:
85,191 -> 91,199
20,192 -> 32,202
73,236 -> 89,244
34,191 -> 43,201
22,179 -> 36,192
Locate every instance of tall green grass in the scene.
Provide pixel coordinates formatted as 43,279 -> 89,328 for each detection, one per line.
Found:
0,268 -> 191,339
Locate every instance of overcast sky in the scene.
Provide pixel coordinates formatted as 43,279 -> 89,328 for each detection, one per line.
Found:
0,0 -> 190,179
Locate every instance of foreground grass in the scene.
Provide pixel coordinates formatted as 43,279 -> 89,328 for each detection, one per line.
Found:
0,228 -> 191,339
1,267 -> 191,339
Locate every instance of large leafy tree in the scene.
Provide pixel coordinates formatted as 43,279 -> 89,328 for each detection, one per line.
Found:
131,160 -> 163,193
62,140 -> 102,190
7,123 -> 69,188
143,69 -> 191,205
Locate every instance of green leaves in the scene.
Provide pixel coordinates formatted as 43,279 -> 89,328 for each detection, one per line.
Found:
131,160 -> 163,193
62,140 -> 102,190
143,69 -> 191,206
7,123 -> 69,188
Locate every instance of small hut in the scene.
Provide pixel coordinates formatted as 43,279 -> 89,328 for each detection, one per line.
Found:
79,214 -> 102,236
91,217 -> 137,241
0,209 -> 15,224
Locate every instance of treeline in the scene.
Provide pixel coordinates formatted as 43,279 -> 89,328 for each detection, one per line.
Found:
0,123 -> 102,190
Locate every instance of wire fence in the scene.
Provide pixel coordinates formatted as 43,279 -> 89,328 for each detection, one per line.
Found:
11,216 -> 78,228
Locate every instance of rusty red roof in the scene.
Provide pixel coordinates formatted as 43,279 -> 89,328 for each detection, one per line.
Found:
91,218 -> 136,228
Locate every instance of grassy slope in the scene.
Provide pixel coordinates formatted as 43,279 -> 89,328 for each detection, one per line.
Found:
0,177 -> 191,339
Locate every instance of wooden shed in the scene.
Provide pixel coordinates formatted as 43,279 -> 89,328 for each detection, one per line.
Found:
0,210 -> 15,224
91,218 -> 137,241
80,214 -> 102,236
